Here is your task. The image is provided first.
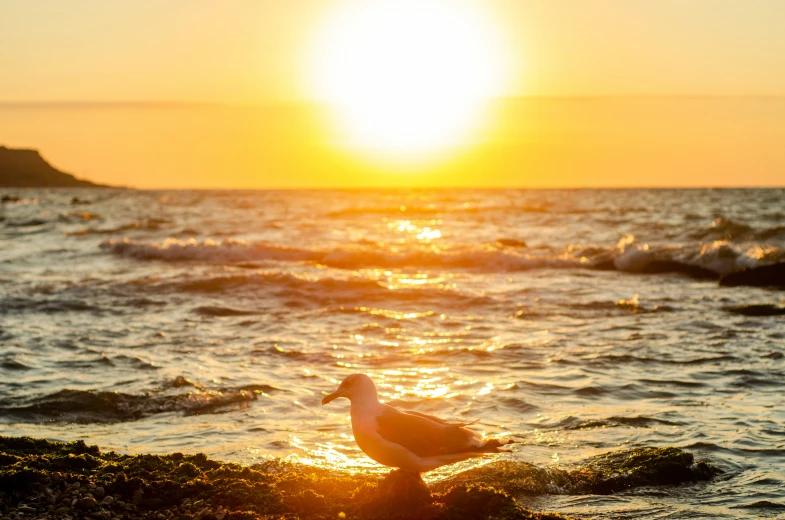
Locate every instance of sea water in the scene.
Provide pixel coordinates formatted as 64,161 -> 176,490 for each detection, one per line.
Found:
1,188 -> 783,518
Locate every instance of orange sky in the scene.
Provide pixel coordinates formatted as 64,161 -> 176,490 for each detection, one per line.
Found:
2,1 -> 785,187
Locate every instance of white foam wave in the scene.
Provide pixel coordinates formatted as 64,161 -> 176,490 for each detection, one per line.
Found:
100,236 -> 784,277
100,238 -> 581,271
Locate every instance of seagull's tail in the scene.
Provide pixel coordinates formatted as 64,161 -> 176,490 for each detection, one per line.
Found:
478,438 -> 517,454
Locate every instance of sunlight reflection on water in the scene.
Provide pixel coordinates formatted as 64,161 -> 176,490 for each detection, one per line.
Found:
2,188 -> 784,517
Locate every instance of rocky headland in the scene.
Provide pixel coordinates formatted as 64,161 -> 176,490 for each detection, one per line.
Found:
0,146 -> 104,187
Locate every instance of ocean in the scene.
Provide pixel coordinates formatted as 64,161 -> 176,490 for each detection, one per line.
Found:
1,188 -> 783,518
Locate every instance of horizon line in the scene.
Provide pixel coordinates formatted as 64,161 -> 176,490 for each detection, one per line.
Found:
3,94 -> 785,109
15,185 -> 784,191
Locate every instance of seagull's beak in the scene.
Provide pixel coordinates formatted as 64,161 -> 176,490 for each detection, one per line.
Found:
321,389 -> 345,405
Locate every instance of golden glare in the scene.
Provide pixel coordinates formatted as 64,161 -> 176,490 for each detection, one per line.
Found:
308,0 -> 508,163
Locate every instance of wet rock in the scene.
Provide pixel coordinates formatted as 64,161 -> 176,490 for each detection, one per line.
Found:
376,469 -> 431,506
720,263 -> 785,288
433,447 -> 719,498
351,470 -> 434,518
576,447 -> 720,494
438,485 -> 531,519
0,436 -> 718,520
77,497 -> 99,510
141,498 -> 164,508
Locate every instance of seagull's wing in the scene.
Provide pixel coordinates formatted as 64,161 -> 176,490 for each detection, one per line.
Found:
375,404 -> 483,458
402,410 -> 480,427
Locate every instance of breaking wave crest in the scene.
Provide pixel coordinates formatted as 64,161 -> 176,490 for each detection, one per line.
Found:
101,236 -> 785,278
0,376 -> 279,424
137,271 -> 492,307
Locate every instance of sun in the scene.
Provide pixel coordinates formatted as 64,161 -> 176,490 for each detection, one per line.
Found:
307,0 -> 508,164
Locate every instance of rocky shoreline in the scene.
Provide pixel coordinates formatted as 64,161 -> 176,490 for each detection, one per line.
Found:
0,436 -> 720,520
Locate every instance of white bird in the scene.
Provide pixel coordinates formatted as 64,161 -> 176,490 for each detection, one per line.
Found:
321,373 -> 515,473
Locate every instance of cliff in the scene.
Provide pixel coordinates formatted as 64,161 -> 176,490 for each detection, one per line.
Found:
0,146 -> 105,187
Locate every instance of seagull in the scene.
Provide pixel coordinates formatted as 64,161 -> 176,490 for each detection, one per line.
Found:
321,373 -> 515,473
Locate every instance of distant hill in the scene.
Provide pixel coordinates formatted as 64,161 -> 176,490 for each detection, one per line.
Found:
0,146 -> 106,187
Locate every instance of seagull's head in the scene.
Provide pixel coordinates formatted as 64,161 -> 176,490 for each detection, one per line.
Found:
321,373 -> 377,405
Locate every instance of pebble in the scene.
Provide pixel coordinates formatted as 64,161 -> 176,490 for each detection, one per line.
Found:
77,497 -> 99,510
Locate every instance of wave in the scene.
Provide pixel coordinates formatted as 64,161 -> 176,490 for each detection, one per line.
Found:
100,236 -> 785,281
0,296 -> 106,315
689,217 -> 785,242
64,218 -> 171,236
154,271 -> 491,308
0,359 -> 31,371
725,304 -> 785,316
608,235 -> 782,276
0,377 -> 280,424
324,202 -> 660,218
565,415 -> 684,430
101,238 -> 321,263
3,218 -> 50,227
193,305 -> 260,317
98,237 -> 586,272
731,501 -> 785,511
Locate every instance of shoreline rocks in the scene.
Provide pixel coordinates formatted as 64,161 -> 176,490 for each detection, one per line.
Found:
0,436 -> 719,520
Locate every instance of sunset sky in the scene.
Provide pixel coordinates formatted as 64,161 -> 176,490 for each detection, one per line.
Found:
2,0 -> 785,188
